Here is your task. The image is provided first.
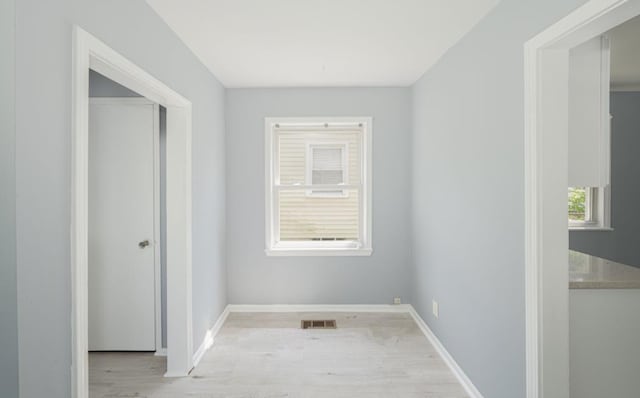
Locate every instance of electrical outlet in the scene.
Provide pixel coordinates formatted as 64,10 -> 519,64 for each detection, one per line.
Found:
393,297 -> 402,305
432,299 -> 439,319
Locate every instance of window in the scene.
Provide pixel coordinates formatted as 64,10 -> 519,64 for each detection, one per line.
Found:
568,186 -> 611,229
265,117 -> 372,256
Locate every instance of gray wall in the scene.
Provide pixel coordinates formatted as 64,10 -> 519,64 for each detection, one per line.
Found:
570,92 -> 640,268
89,70 -> 142,97
226,88 -> 412,304
15,1 -> 227,397
159,106 -> 168,348
410,0 -> 588,397
0,0 -> 19,397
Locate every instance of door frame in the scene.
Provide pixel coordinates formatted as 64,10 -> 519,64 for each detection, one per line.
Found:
72,26 -> 194,398
88,97 -> 163,354
524,0 -> 640,397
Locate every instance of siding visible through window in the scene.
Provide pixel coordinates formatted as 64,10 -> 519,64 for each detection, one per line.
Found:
308,144 -> 347,197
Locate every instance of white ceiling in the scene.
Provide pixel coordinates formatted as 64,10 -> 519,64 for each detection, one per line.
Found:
146,0 -> 499,88
608,15 -> 640,89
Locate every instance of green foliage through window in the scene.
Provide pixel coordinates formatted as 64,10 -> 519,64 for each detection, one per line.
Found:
568,187 -> 586,221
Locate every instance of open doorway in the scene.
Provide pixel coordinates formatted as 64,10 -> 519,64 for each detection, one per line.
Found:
72,27 -> 194,398
566,15 -> 640,398
524,0 -> 640,397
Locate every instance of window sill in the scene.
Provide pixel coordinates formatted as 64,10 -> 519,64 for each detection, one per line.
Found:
569,226 -> 614,231
265,248 -> 373,257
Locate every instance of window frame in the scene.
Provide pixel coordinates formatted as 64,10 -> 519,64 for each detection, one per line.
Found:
265,117 -> 373,256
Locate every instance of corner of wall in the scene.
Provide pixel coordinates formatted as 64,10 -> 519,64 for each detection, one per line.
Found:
0,0 -> 19,396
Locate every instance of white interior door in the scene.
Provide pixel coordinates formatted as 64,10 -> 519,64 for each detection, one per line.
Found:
88,98 -> 159,351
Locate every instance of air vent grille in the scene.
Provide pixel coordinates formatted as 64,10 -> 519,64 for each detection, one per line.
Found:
301,320 -> 336,329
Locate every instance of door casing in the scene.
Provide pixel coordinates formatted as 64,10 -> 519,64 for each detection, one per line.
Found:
72,26 -> 194,398
524,0 -> 640,397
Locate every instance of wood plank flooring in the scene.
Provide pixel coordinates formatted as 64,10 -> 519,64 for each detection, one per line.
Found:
89,312 -> 469,397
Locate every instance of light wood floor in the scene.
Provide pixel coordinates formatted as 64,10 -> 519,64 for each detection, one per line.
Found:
89,312 -> 469,397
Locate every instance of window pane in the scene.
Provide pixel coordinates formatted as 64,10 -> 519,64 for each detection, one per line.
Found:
278,131 -> 361,185
279,189 -> 359,241
568,187 -> 586,221
312,147 -> 342,170
312,170 -> 343,185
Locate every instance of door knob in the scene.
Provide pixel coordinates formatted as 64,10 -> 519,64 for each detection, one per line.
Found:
138,240 -> 150,249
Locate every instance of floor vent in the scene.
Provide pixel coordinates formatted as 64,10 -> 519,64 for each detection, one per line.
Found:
301,320 -> 337,329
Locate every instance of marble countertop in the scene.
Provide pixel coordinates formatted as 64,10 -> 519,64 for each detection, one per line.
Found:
569,250 -> 640,289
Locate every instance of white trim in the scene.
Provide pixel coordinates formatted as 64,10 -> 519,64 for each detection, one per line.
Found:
154,348 -> 167,357
192,306 -> 230,368
569,226 -> 614,231
227,304 -> 410,313
264,117 -> 373,256
152,102 -> 162,355
408,307 -> 484,398
275,184 -> 361,191
270,117 -> 367,128
266,248 -> 373,257
524,1 -> 640,397
190,334 -> 212,371
602,183 -> 612,228
268,238 -> 365,254
72,26 -> 194,398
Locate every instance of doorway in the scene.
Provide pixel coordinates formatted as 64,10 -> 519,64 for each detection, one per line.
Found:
524,0 -> 640,397
72,26 -> 194,398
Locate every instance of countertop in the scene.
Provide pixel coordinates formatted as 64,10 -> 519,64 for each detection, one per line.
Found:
569,250 -> 640,289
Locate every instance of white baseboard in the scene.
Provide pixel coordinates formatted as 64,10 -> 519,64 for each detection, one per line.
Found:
227,304 -> 412,313
191,305 -> 230,368
408,306 -> 484,398
154,347 -> 167,357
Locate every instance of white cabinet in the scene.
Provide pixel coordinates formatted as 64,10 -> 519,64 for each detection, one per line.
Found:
568,36 -> 611,188
570,288 -> 640,398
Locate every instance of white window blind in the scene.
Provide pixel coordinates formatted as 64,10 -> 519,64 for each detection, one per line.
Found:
568,35 -> 611,188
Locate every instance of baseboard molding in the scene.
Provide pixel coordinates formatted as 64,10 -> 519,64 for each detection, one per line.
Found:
227,304 -> 412,313
154,347 -> 167,357
191,305 -> 230,368
408,306 -> 484,398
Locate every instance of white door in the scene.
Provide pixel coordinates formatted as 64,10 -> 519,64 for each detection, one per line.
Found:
88,98 -> 159,351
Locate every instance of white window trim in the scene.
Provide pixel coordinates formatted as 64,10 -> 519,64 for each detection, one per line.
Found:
305,142 -> 349,198
265,117 -> 373,256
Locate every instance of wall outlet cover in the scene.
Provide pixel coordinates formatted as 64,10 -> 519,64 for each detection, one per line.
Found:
432,299 -> 439,318
393,297 -> 402,305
